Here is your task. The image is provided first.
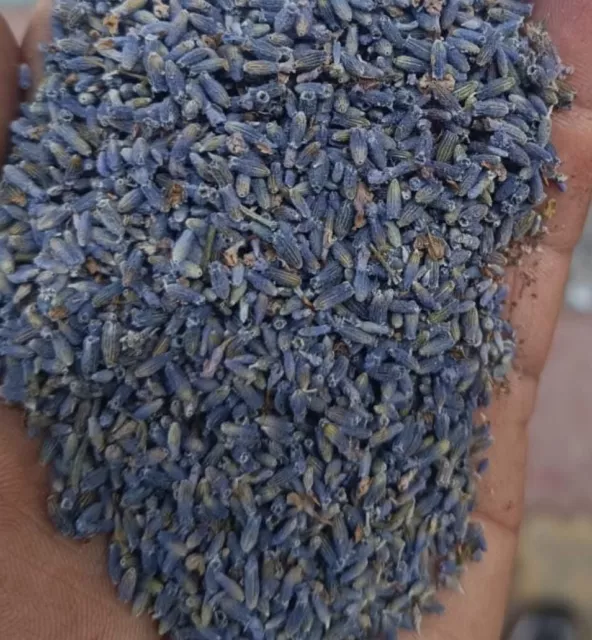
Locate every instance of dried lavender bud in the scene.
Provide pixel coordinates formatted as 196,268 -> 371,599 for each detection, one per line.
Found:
0,0 -> 574,638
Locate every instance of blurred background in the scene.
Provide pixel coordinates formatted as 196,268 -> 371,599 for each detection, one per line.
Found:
2,3 -> 592,638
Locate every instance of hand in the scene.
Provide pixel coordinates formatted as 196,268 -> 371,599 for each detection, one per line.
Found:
419,1 -> 592,638
0,1 -> 591,638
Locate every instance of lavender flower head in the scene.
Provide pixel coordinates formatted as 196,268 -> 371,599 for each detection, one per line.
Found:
0,0 -> 574,638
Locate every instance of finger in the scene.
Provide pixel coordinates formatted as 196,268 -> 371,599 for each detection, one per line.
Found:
473,0 -> 592,531
20,0 -> 51,92
535,0 -> 592,110
508,114 -> 592,378
0,13 -> 20,165
476,111 -> 592,537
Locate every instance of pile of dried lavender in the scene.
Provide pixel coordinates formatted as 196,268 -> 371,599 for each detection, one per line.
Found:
0,0 -> 573,638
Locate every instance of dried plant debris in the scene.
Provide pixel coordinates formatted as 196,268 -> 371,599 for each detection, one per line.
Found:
0,0 -> 574,638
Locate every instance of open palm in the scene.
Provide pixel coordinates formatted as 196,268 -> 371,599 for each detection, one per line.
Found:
0,1 -> 591,638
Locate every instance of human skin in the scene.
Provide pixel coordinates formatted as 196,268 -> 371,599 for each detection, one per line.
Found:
0,1 -> 591,638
